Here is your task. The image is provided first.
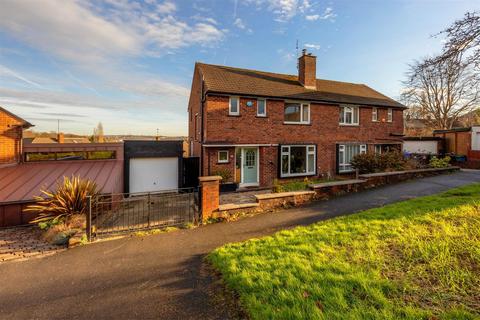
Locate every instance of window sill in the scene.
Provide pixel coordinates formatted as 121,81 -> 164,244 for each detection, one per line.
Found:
217,161 -> 229,164
339,123 -> 359,127
284,122 -> 311,125
280,172 -> 316,178
228,114 -> 241,117
256,115 -> 267,118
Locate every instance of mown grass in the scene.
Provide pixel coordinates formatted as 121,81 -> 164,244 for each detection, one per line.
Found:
208,184 -> 480,320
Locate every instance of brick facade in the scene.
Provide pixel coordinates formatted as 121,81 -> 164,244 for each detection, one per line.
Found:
0,110 -> 25,165
195,95 -> 404,186
188,62 -> 405,188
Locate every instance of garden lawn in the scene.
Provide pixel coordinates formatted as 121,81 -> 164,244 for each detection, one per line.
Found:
208,184 -> 480,320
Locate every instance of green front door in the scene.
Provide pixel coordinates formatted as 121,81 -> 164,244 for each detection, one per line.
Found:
242,148 -> 258,186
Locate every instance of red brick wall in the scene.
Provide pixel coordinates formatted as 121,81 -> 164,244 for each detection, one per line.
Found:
203,95 -> 404,185
203,147 -> 236,183
0,111 -> 23,165
199,177 -> 220,219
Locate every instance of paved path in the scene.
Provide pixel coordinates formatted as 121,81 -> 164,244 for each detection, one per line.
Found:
1,170 -> 479,319
0,226 -> 65,263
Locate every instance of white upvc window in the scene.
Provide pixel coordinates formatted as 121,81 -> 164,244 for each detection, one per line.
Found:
280,145 -> 316,177
338,144 -> 367,173
218,150 -> 229,163
284,102 -> 310,124
372,107 -> 378,122
257,98 -> 266,117
375,144 -> 382,154
339,105 -> 359,125
229,96 -> 240,115
387,108 -> 393,122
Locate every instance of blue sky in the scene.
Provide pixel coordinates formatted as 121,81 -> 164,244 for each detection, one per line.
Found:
0,0 -> 477,136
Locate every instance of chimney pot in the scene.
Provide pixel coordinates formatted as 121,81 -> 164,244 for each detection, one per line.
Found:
298,50 -> 317,90
57,132 -> 64,144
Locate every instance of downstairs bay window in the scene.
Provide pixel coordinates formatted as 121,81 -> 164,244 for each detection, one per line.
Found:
338,144 -> 367,173
280,145 -> 316,177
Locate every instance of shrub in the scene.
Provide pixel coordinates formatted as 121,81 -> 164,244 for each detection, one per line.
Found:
211,168 -> 232,183
429,156 -> 451,168
351,151 -> 407,173
380,150 -> 407,171
350,153 -> 378,173
25,176 -> 100,224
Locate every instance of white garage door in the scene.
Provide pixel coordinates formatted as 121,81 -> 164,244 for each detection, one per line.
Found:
129,157 -> 178,193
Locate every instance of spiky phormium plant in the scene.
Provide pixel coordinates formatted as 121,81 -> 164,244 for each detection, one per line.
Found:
25,176 -> 100,224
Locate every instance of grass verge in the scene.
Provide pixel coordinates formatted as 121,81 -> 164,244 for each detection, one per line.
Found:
208,184 -> 480,319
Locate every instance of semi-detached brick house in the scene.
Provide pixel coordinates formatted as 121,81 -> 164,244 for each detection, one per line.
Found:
188,51 -> 406,188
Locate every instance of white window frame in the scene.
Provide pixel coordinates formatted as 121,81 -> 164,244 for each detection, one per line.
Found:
229,96 -> 240,116
339,105 -> 360,126
372,107 -> 378,122
280,145 -> 316,178
375,144 -> 382,154
387,108 -> 393,122
257,98 -> 267,117
218,150 -> 229,163
284,101 -> 310,124
338,144 -> 367,173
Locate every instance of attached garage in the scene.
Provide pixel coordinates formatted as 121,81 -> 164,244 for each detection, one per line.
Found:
124,141 -> 184,194
129,157 -> 178,193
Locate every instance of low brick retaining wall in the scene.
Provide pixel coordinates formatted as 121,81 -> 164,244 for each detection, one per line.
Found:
255,191 -> 316,210
310,179 -> 366,200
359,166 -> 460,189
202,166 -> 460,220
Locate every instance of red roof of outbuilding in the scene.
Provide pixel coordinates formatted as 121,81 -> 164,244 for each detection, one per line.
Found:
0,160 -> 123,203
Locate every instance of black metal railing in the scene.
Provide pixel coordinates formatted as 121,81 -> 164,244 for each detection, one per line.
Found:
87,188 -> 198,239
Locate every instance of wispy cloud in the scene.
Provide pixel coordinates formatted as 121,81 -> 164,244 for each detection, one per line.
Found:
305,7 -> 336,21
245,0 -> 312,22
0,64 -> 43,88
304,43 -> 321,50
233,18 -> 253,33
0,0 -> 225,65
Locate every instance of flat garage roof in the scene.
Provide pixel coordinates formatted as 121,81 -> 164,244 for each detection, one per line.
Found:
0,160 -> 123,203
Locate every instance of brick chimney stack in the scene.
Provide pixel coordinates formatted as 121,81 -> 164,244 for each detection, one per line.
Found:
298,49 -> 317,90
57,132 -> 64,143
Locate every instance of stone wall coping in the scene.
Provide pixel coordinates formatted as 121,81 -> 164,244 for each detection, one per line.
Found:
359,166 -> 459,178
309,179 -> 366,189
255,190 -> 315,201
199,176 -> 223,182
218,202 -> 260,211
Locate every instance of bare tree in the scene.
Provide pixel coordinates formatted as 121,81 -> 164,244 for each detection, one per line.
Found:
402,53 -> 480,130
435,11 -> 480,68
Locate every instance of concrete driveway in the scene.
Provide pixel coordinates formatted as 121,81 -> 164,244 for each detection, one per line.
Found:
1,170 -> 479,319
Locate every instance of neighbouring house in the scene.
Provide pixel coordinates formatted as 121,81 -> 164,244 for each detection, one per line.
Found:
0,106 -> 33,166
402,136 -> 442,154
23,132 -> 90,144
188,50 -> 406,188
433,126 -> 480,162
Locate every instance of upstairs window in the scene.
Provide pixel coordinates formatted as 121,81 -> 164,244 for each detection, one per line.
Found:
284,102 -> 310,124
257,99 -> 266,117
229,96 -> 239,115
387,108 -> 393,122
339,106 -> 359,125
372,107 -> 378,122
